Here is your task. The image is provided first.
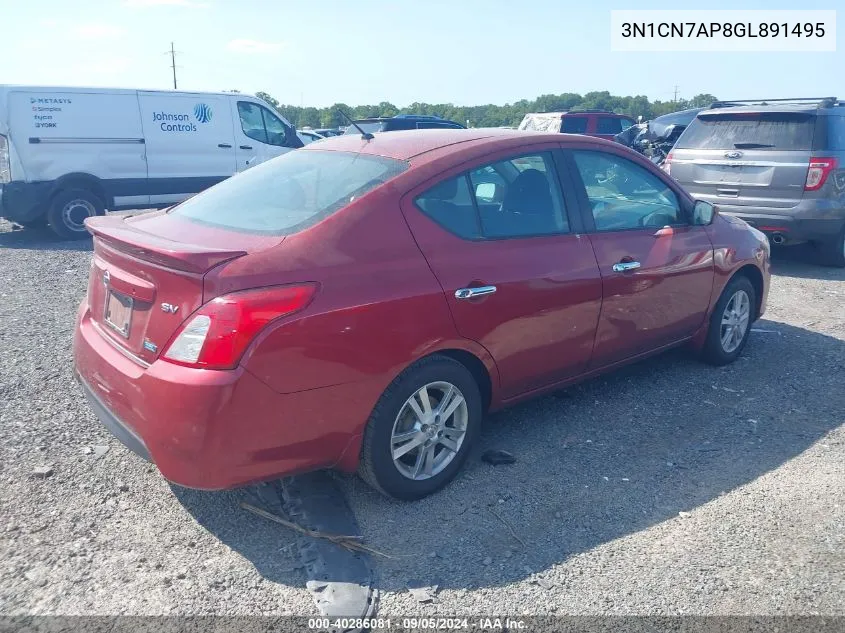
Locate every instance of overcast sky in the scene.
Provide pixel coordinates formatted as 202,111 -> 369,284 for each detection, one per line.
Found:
2,0 -> 840,107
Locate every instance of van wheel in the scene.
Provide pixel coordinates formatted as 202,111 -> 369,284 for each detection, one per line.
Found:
358,355 -> 482,500
47,188 -> 104,239
816,226 -> 845,268
701,275 -> 756,366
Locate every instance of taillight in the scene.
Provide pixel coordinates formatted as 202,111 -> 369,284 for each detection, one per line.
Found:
805,157 -> 837,191
161,284 -> 317,370
663,152 -> 673,176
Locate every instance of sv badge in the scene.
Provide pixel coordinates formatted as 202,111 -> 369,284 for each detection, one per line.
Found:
160,303 -> 179,314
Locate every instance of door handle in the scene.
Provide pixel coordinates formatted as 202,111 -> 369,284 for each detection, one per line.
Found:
455,286 -> 497,300
240,145 -> 253,150
612,261 -> 641,273
218,143 -> 232,149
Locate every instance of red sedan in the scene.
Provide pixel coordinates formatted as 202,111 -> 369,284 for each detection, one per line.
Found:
73,129 -> 771,500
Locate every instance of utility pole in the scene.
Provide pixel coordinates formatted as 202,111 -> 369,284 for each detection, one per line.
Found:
168,42 -> 178,89
673,85 -> 679,103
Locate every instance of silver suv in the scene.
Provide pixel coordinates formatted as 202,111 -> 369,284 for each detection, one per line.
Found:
666,98 -> 845,267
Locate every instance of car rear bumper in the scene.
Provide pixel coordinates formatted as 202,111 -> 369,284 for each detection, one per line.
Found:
73,302 -> 368,490
715,200 -> 845,244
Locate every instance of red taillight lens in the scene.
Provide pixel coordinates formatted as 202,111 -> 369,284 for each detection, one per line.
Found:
161,284 -> 317,370
805,157 -> 838,191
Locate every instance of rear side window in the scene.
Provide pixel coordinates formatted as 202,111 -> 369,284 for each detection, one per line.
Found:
676,112 -> 817,150
822,116 -> 845,150
415,153 -> 569,239
170,151 -> 407,235
562,116 -> 588,134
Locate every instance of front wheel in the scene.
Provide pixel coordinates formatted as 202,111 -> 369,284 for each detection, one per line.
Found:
359,355 -> 482,500
47,188 -> 104,240
701,275 -> 756,366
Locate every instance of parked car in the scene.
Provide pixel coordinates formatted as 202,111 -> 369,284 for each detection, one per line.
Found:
518,109 -> 636,141
0,85 -> 301,238
73,129 -> 770,500
314,128 -> 343,137
614,107 -> 708,165
343,114 -> 465,135
297,129 -> 325,145
666,97 -> 845,266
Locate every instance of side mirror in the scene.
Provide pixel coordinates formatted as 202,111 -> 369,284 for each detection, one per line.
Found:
693,200 -> 718,226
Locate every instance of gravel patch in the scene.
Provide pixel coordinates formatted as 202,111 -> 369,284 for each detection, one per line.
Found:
1,219 -> 843,616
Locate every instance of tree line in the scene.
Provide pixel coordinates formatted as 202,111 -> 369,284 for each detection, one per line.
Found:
255,90 -> 720,130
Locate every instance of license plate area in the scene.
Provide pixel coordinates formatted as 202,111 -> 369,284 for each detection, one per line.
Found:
104,290 -> 133,338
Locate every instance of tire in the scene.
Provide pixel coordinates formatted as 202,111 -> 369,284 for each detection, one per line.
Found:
359,355 -> 482,500
701,275 -> 756,366
46,188 -> 104,240
815,225 -> 845,268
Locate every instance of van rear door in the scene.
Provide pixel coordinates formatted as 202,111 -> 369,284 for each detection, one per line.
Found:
670,111 -> 817,209
138,91 -> 236,207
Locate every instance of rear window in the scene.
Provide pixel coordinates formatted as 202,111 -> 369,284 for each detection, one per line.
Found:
596,117 -> 632,135
170,151 -> 407,235
676,112 -> 816,151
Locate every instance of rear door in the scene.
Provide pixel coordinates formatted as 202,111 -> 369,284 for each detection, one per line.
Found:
401,146 -> 603,400
669,111 -> 817,209
138,91 -> 235,206
566,147 -> 714,367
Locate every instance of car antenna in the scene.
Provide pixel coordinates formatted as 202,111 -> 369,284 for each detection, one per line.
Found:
337,109 -> 373,141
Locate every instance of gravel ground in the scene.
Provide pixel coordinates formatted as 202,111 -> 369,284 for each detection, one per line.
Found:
1,217 -> 843,617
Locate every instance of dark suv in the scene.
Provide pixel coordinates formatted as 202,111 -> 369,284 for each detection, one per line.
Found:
667,98 -> 845,266
344,114 -> 465,135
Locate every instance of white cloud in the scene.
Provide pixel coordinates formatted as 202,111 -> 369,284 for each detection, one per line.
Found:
124,0 -> 208,8
73,23 -> 126,39
226,39 -> 283,54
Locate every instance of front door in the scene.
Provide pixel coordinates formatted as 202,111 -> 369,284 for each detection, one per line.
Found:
567,148 -> 714,368
401,148 -> 603,400
232,100 -> 299,172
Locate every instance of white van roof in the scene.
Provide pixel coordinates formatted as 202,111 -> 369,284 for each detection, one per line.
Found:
0,84 -> 266,99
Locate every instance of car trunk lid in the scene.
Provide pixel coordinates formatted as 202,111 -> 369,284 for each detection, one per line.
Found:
669,111 -> 818,209
84,212 -> 281,364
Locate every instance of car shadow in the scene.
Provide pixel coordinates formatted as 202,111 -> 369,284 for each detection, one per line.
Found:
770,245 -> 845,281
173,320 -> 844,594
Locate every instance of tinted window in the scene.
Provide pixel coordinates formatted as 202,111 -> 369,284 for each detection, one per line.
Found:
823,115 -> 845,150
676,112 -> 816,150
562,116 -> 588,134
415,176 -> 480,239
596,117 -> 624,134
416,121 -> 464,129
416,153 -> 568,239
171,151 -> 407,235
572,151 -> 682,231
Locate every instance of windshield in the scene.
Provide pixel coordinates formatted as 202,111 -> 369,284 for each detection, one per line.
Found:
676,112 -> 816,150
169,151 -> 408,235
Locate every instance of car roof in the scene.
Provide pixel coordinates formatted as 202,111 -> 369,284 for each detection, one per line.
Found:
698,104 -> 826,116
301,128 -> 616,162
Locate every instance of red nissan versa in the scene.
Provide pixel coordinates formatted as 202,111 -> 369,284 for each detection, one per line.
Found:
73,129 -> 771,500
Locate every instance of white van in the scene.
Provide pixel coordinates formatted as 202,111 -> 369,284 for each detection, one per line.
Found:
0,85 -> 302,238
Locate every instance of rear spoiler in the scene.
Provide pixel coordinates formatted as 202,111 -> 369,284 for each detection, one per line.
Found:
85,215 -> 246,274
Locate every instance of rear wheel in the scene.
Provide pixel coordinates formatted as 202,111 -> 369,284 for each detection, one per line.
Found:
815,225 -> 845,268
47,188 -> 104,240
701,275 -> 756,366
359,355 -> 482,500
